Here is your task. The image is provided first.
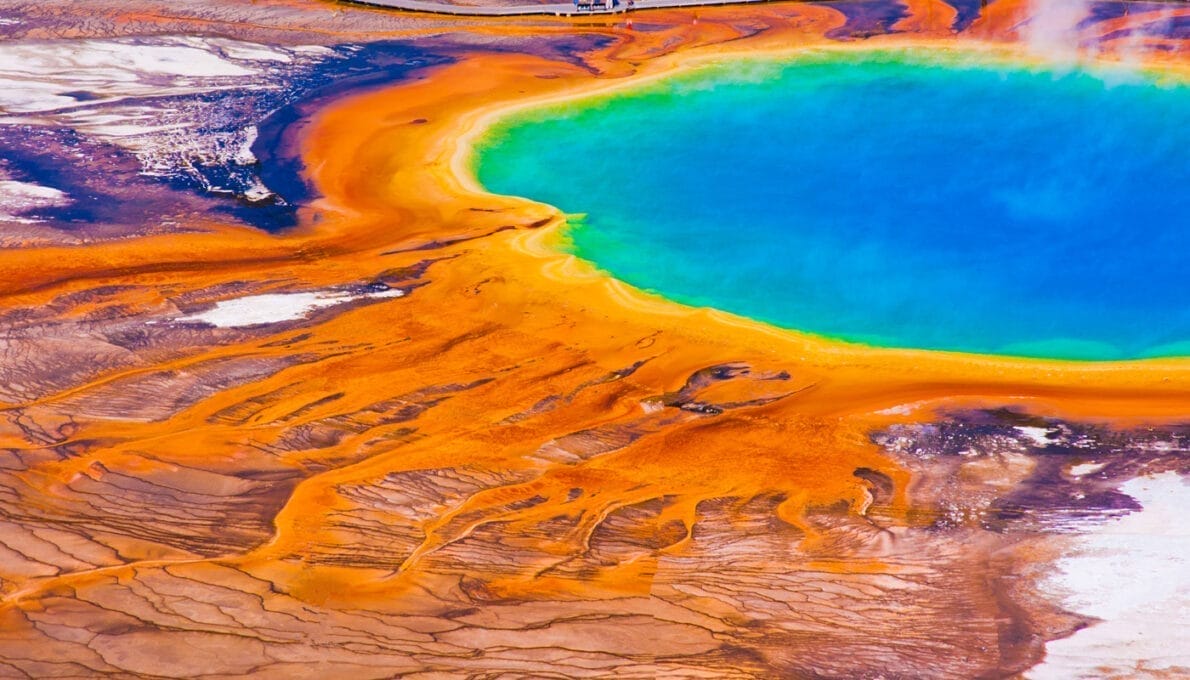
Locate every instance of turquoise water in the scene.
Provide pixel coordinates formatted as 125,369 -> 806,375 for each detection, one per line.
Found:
475,51 -> 1190,360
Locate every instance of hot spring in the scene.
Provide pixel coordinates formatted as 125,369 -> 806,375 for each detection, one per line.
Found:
474,49 -> 1190,360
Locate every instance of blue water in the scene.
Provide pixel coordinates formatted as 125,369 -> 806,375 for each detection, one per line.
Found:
475,50 -> 1190,360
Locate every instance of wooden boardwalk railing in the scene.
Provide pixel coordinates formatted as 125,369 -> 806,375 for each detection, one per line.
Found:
343,0 -> 778,17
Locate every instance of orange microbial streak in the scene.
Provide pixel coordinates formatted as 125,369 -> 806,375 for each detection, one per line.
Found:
0,2 -> 1187,677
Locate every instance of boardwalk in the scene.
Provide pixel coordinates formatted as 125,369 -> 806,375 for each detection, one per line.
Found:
345,0 -> 777,17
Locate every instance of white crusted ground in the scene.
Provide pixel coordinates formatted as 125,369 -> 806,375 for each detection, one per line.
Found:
0,36 -> 336,204
173,289 -> 405,328
0,176 -> 70,223
0,36 -> 331,115
1030,472 -> 1190,678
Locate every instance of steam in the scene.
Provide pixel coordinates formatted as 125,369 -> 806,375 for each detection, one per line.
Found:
1024,0 -> 1181,74
1113,3 -> 1179,75
1023,0 -> 1094,64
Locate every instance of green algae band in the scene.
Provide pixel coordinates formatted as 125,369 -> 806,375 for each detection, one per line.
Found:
475,50 -> 1190,360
